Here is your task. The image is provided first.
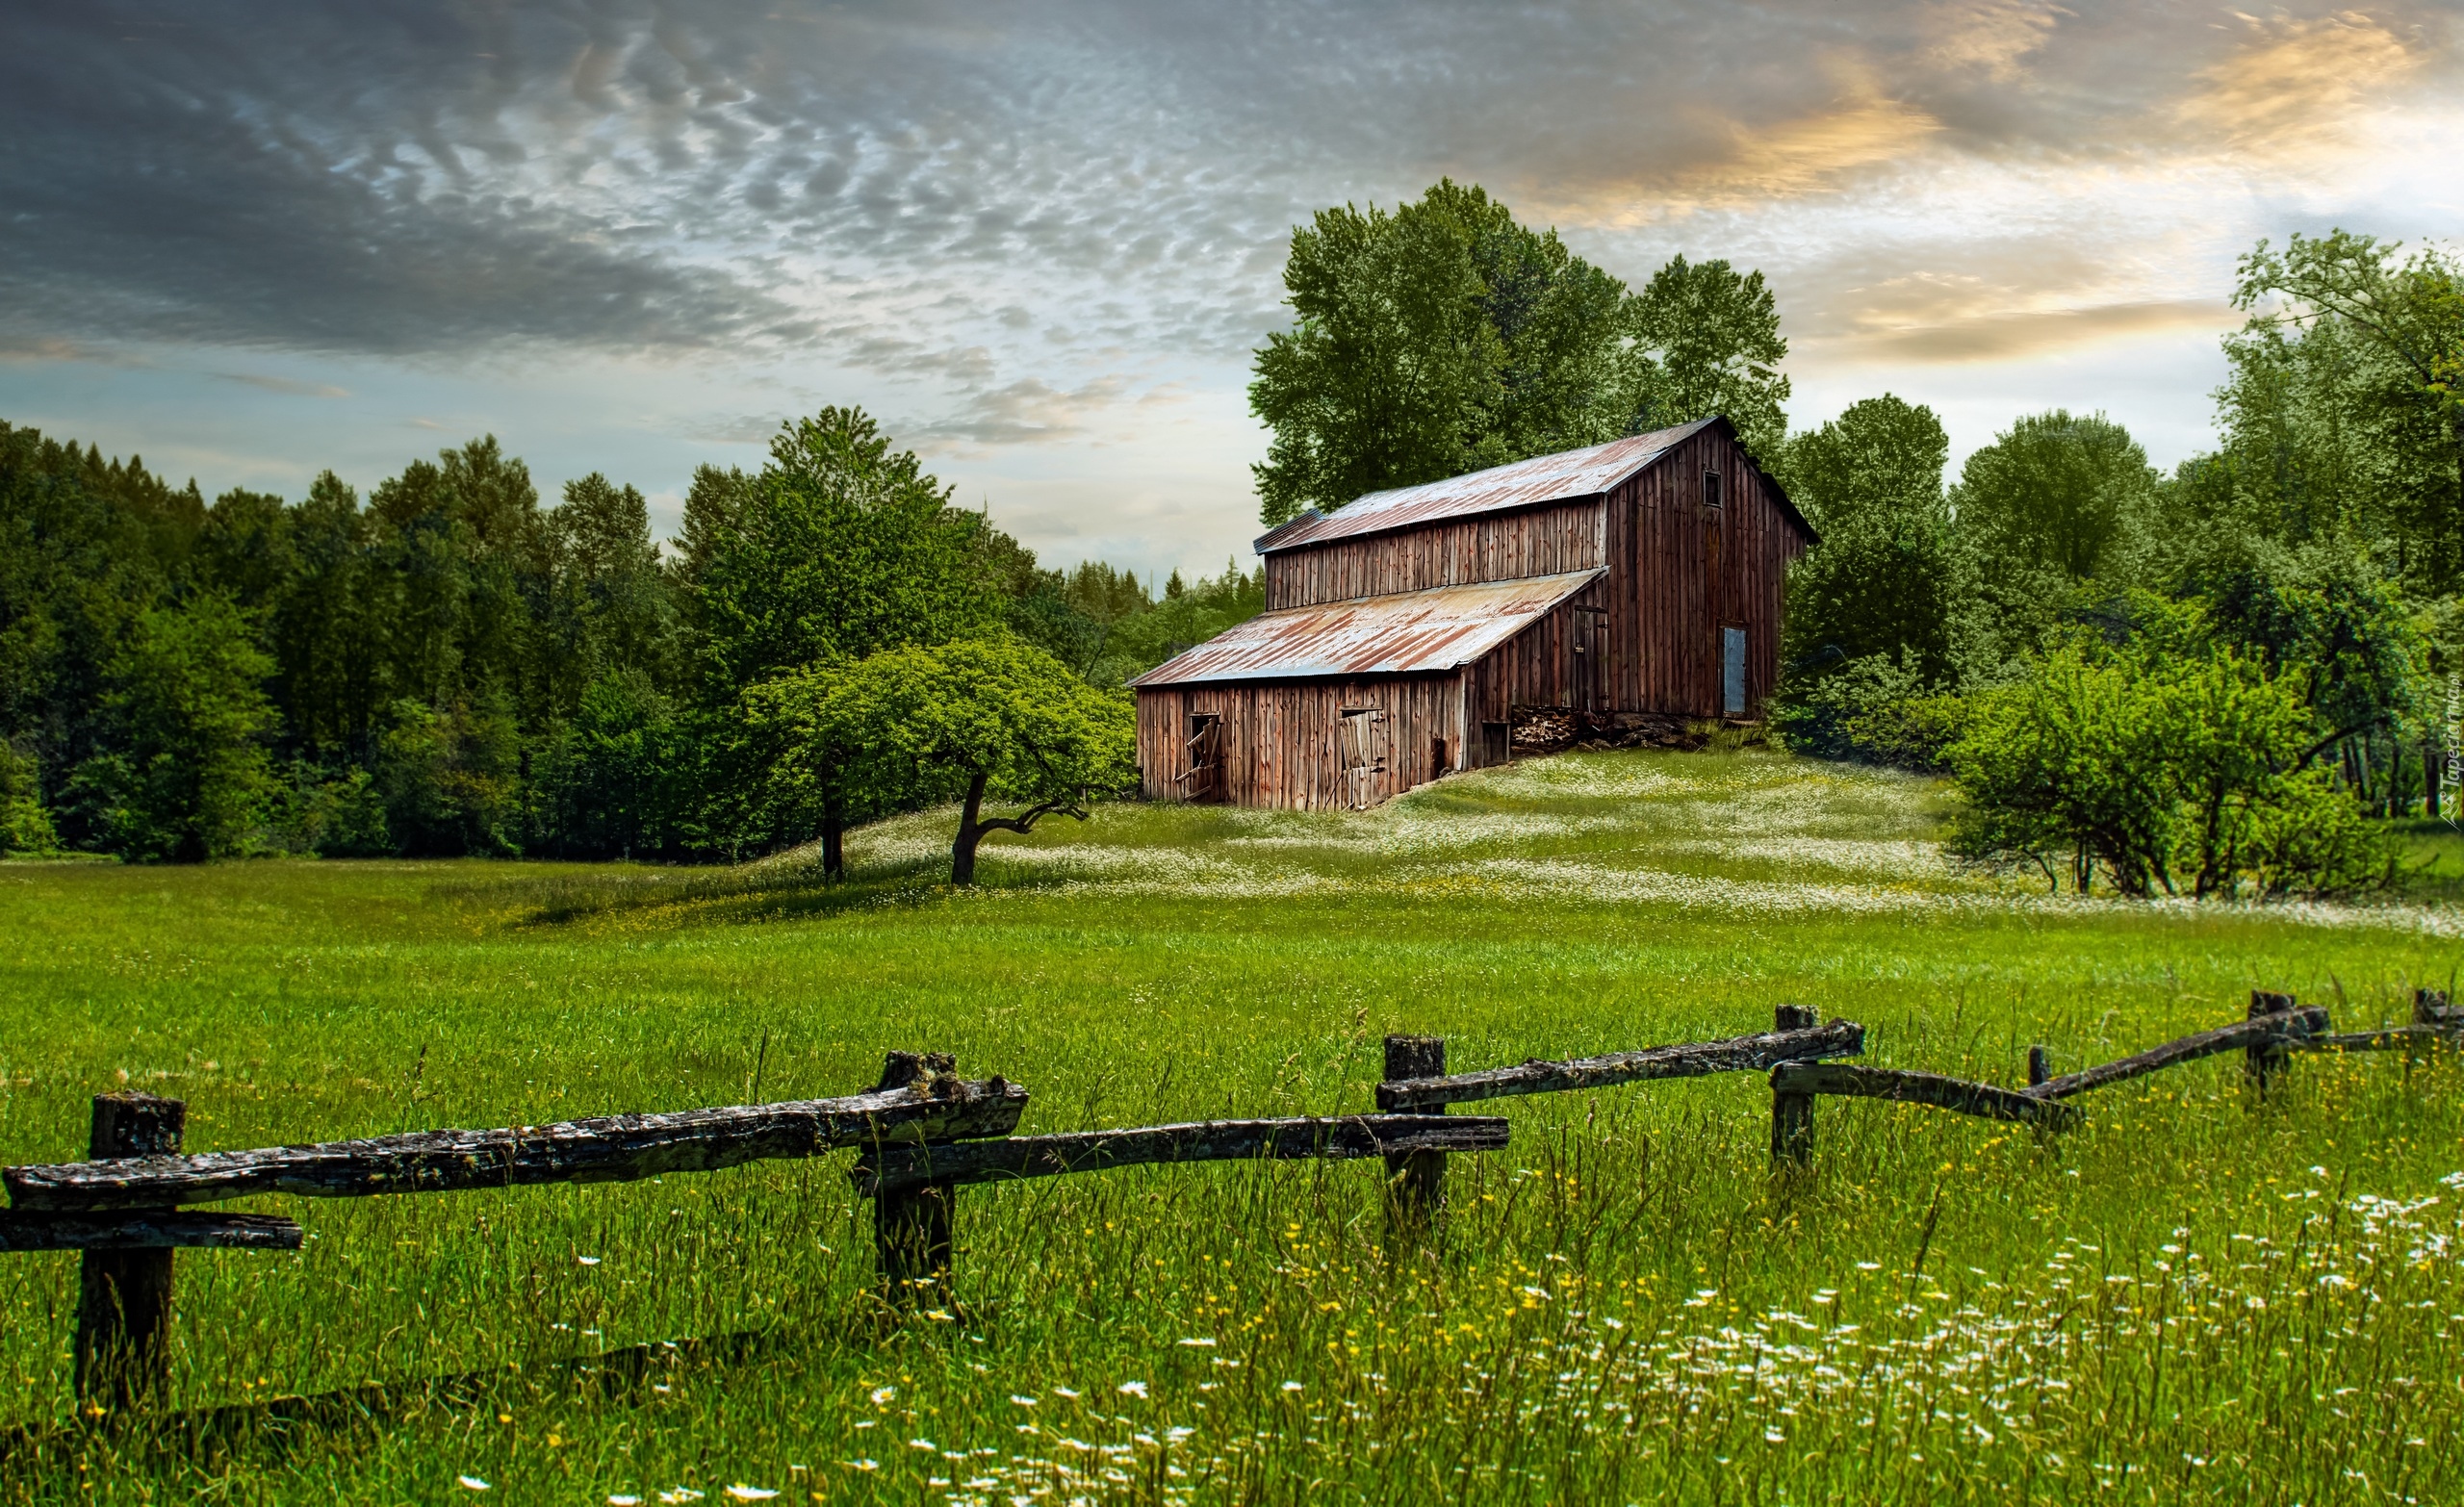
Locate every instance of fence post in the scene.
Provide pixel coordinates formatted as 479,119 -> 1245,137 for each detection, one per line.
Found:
869,1053 -> 956,1305
1382,1035 -> 1447,1241
2246,991 -> 2297,1099
2411,988 -> 2451,1070
2026,1046 -> 2050,1088
1770,1006 -> 1816,1169
74,1091 -> 184,1418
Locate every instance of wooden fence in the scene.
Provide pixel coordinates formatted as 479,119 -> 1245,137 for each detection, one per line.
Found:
1,992 -> 2454,1423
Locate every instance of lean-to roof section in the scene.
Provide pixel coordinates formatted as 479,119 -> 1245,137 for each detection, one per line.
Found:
1253,421 -> 1714,554
1131,569 -> 1604,688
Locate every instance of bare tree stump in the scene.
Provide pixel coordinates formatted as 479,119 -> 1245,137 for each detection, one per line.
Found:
1770,1006 -> 1816,1168
2246,992 -> 2297,1100
869,1053 -> 957,1302
1382,1036 -> 1447,1241
74,1093 -> 184,1418
2027,1046 -> 2050,1088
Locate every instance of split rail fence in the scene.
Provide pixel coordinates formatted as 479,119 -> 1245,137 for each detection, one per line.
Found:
1,988 -> 2455,1422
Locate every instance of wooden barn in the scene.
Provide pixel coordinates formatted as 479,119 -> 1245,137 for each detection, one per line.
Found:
1130,416 -> 1818,810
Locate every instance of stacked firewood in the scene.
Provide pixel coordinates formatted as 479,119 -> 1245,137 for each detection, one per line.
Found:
1509,706 -> 1579,752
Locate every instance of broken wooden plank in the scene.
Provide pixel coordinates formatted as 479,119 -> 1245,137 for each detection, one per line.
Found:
5,1077 -> 1028,1213
2024,1007 -> 2330,1103
0,1211 -> 303,1252
854,1114 -> 1506,1195
1374,1020 -> 1864,1111
1770,1062 -> 2079,1128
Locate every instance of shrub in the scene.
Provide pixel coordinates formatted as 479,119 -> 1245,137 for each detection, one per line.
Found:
1770,651 -> 1964,770
1945,623 -> 2392,899
267,761 -> 392,857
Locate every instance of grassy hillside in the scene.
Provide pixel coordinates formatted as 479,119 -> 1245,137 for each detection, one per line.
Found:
3,749 -> 2460,1503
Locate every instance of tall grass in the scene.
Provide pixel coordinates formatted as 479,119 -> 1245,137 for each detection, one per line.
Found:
1,749 -> 2458,1503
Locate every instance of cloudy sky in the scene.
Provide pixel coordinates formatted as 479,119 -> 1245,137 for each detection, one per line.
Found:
3,2 -> 2459,580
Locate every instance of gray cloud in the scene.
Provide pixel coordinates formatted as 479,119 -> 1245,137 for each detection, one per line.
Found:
217,372 -> 350,396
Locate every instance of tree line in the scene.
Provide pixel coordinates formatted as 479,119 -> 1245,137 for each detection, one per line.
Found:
9,179 -> 2454,898
1242,187 -> 2460,900
0,409 -> 1246,867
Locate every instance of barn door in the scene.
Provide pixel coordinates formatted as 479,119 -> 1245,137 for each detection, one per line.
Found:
1337,707 -> 1386,809
1573,605 -> 1608,714
1721,626 -> 1748,717
1179,713 -> 1223,802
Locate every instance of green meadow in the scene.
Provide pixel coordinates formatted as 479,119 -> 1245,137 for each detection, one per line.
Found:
3,749 -> 2461,1504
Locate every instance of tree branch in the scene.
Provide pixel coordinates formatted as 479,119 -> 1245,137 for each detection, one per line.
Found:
969,794 -> 1088,838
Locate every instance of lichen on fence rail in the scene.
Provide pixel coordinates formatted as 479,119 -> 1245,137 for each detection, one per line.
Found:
3,1078 -> 1028,1213
1375,1019 -> 1863,1111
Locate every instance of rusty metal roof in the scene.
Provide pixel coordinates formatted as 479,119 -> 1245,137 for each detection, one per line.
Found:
1253,420 -> 1715,554
1130,568 -> 1604,688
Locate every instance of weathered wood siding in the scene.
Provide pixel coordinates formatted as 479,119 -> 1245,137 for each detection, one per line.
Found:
1265,500 -> 1605,609
1611,424 -> 1806,717
1136,675 -> 1469,809
1464,585 -> 1604,734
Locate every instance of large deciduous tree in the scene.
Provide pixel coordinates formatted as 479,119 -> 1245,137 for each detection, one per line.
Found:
1248,180 -> 1789,526
693,408 -> 1001,698
1768,396 -> 1968,760
1615,255 -> 1791,461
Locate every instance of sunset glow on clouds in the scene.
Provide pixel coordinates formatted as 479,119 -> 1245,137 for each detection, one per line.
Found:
1,1 -> 2456,576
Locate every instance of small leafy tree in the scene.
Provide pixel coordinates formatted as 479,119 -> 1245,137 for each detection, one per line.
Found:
808,638 -> 1135,885
692,408 -> 1001,698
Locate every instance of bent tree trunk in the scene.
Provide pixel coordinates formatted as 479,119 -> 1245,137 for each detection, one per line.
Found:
952,771 -> 991,885
950,769 -> 1090,886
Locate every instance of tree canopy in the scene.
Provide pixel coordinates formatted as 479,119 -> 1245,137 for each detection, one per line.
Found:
1249,180 -> 1789,525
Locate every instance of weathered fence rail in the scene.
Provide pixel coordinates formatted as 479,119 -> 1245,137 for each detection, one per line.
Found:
3,985 -> 2454,1427
0,1211 -> 302,1253
3,1074 -> 1025,1213
855,1114 -> 1502,1195
1373,1017 -> 1862,1111
1771,1063 -> 2080,1128
2021,1003 -> 2330,1102
1764,990 -> 2460,1168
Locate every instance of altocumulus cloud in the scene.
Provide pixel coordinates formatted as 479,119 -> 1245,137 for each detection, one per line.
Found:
6,0 -> 2455,369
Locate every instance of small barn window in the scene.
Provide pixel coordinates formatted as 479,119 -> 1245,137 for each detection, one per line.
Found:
1704,469 -> 1723,509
